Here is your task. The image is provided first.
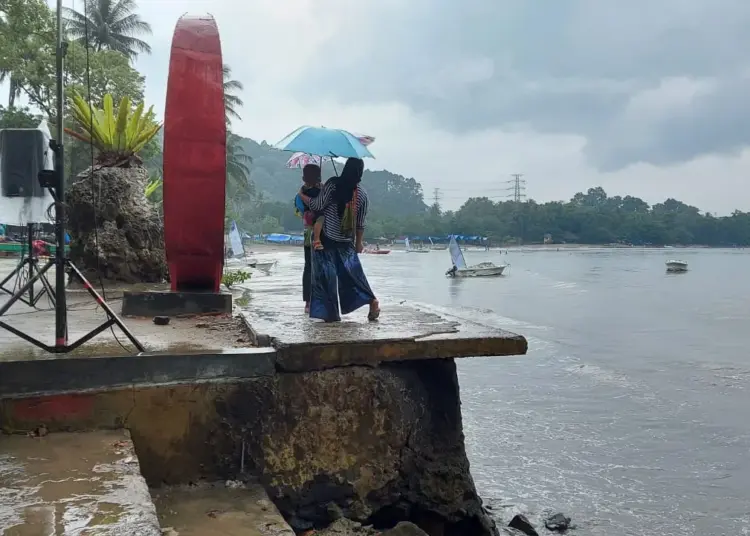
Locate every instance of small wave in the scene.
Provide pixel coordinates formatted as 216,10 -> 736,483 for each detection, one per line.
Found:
565,363 -> 633,389
406,300 -> 550,333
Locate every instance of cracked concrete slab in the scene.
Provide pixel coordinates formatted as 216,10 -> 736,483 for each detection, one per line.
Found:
241,285 -> 527,372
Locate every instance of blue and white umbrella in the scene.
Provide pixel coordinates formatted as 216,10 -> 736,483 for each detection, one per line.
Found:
284,133 -> 375,169
274,126 -> 375,160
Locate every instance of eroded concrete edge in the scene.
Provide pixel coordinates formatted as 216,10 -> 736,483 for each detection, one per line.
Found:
241,310 -> 528,373
274,334 -> 529,372
0,349 -> 277,398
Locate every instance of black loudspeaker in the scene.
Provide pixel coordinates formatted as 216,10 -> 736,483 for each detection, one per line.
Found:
0,128 -> 47,198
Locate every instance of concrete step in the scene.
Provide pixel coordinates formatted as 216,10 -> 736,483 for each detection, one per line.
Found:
151,481 -> 295,536
0,429 -> 161,535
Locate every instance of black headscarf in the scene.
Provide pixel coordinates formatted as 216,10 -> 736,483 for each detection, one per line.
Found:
329,158 -> 364,216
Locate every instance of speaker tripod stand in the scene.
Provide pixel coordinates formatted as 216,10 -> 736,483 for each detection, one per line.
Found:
0,223 -> 55,308
0,247 -> 145,353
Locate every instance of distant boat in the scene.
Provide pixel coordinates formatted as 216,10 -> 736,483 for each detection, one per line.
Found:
363,246 -> 390,255
227,221 -> 276,273
666,260 -> 688,273
247,260 -> 276,272
405,237 -> 429,253
445,236 -> 507,278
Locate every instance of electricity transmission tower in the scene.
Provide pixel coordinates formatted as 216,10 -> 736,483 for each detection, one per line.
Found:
432,187 -> 442,208
503,173 -> 526,202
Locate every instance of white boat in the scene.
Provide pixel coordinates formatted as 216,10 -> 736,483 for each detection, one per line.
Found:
247,259 -> 276,272
445,236 -> 507,278
405,237 -> 430,253
666,260 -> 688,273
227,221 -> 276,273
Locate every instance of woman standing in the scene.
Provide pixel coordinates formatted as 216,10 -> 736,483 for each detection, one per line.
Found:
298,158 -> 380,322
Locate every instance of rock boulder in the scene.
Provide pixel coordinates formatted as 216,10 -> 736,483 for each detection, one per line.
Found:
67,165 -> 167,283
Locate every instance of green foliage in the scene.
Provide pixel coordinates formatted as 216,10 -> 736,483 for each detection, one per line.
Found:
0,105 -> 39,128
144,174 -> 162,201
227,134 -> 253,193
66,92 -> 161,165
0,0 -> 55,108
223,64 -> 243,126
378,187 -> 750,247
222,269 -> 251,288
63,0 -> 152,60
234,137 -> 428,220
226,137 -> 750,246
10,39 -> 145,118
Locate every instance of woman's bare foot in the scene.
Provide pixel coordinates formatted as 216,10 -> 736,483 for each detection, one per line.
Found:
367,299 -> 380,321
305,302 -> 310,314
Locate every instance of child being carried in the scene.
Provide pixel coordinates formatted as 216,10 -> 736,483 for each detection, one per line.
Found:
295,164 -> 324,250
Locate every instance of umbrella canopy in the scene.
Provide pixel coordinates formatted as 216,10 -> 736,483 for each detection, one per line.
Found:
284,134 -> 375,169
285,152 -> 330,169
274,126 -> 375,159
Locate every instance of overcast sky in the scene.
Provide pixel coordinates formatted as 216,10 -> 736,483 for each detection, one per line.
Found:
12,0 -> 750,212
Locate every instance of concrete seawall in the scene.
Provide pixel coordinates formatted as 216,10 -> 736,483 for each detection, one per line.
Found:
0,300 -> 527,535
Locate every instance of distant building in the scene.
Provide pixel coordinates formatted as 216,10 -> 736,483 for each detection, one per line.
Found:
543,233 -> 553,244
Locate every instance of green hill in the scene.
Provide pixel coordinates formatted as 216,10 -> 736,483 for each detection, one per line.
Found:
236,137 -> 428,218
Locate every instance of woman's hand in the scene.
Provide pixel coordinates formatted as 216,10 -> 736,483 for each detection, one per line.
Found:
355,240 -> 364,254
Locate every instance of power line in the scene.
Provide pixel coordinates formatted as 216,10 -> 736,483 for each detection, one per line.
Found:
503,173 -> 526,202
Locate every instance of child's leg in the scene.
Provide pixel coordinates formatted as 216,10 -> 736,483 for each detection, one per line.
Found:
313,216 -> 324,250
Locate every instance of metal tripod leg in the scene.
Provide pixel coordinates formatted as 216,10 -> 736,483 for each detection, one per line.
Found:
0,256 -> 56,307
62,260 -> 145,353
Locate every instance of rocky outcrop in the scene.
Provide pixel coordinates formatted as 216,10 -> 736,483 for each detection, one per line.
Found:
67,165 -> 167,283
316,519 -> 428,535
221,359 -> 499,536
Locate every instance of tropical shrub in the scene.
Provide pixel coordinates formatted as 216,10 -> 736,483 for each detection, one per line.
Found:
65,91 -> 161,166
222,269 -> 251,288
145,174 -> 162,201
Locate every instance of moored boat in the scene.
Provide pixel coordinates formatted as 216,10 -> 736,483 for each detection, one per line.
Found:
666,260 -> 688,273
247,260 -> 277,272
363,246 -> 390,254
445,236 -> 507,278
405,237 -> 429,253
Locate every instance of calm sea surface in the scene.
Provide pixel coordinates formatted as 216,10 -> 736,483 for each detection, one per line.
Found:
248,246 -> 750,536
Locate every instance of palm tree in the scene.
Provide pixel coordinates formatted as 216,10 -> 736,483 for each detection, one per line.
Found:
226,134 -> 254,196
63,0 -> 152,60
223,64 -> 244,126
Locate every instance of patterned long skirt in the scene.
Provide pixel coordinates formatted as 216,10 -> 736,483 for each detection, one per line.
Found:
310,241 -> 375,322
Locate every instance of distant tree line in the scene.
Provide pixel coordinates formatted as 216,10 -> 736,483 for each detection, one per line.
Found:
235,138 -> 750,246
366,187 -> 750,246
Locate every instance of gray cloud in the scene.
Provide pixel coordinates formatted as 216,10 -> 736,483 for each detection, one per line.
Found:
294,0 -> 750,170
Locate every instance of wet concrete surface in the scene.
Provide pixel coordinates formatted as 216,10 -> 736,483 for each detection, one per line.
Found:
152,482 -> 294,536
0,347 -> 276,397
241,277 -> 527,371
0,429 -> 161,535
0,260 -> 252,360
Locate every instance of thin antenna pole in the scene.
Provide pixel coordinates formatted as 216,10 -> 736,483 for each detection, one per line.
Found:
54,0 -> 68,345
